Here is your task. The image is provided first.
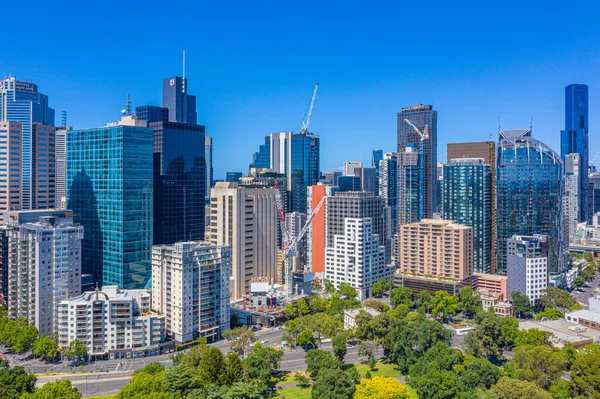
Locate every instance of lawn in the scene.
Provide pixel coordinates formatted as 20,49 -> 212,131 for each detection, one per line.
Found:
354,361 -> 402,378
275,386 -> 311,399
275,371 -> 309,387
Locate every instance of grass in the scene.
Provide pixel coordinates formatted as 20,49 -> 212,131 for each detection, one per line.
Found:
354,361 -> 402,378
275,371 -> 309,387
275,386 -> 311,399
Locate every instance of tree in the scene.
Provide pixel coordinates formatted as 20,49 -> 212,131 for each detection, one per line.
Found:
354,376 -> 414,399
458,286 -> 481,318
223,327 -> 255,358
64,339 -> 88,360
490,377 -> 552,399
332,334 -> 347,363
311,367 -> 355,399
245,345 -> 283,385
548,379 -> 577,399
163,364 -> 200,396
225,381 -> 263,399
514,328 -> 552,347
325,279 -> 337,294
297,329 -> 315,348
363,299 -> 389,313
499,316 -> 519,349
571,350 -> 600,398
410,367 -> 460,399
0,360 -> 37,396
416,290 -> 431,314
21,379 -> 82,399
510,291 -> 533,318
510,345 -> 566,388
463,331 -> 485,358
284,303 -> 298,320
390,287 -> 413,308
117,363 -> 166,399
294,373 -> 310,389
584,252 -> 594,263
458,358 -> 500,391
430,291 -> 458,321
33,337 -> 58,362
220,352 -> 246,386
358,341 -> 376,369
539,287 -> 577,312
371,279 -> 386,297
305,349 -> 341,378
296,298 -> 310,315
573,275 -> 586,289
338,282 -> 357,299
534,308 -> 564,320
13,325 -> 38,354
309,295 -> 325,313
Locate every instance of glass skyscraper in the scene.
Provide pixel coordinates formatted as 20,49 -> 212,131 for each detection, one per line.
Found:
399,142 -> 425,224
0,78 -> 55,210
136,105 -> 169,124
162,77 -> 197,125
443,158 -> 492,274
379,153 -> 399,233
372,149 -> 383,169
250,136 -> 271,169
496,129 -> 566,275
66,122 -> 153,289
560,84 -> 589,223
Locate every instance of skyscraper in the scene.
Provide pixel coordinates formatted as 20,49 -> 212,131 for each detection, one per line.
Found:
162,77 -> 197,125
0,78 -> 55,210
67,115 -> 153,288
588,172 -> 600,222
55,127 -> 70,209
205,135 -> 213,203
399,142 -> 425,225
32,123 -> 56,209
496,129 -> 566,275
561,84 -> 589,223
379,153 -> 398,233
306,184 -> 338,274
443,158 -> 492,274
564,153 -> 580,241
136,105 -> 169,124
0,122 -> 21,218
343,161 -> 362,176
397,104 -> 437,219
372,149 -> 383,169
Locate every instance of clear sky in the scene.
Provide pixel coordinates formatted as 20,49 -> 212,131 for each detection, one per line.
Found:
3,0 -> 600,178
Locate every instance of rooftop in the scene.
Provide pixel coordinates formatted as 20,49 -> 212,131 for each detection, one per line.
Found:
345,307 -> 381,318
566,309 -> 600,324
519,318 -> 600,348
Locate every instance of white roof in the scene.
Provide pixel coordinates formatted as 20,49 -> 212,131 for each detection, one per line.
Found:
567,310 -> 600,324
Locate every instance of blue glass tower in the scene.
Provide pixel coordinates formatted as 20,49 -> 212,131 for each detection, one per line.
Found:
399,142 -> 425,224
290,133 -> 320,212
163,77 -> 197,125
0,78 -> 55,210
561,84 -> 589,223
379,153 -> 399,233
250,136 -> 271,169
67,122 -> 153,289
496,129 -> 566,275
372,149 -> 383,169
136,105 -> 169,124
443,158 -> 492,274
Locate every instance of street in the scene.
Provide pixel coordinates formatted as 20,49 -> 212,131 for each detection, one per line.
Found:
571,270 -> 600,309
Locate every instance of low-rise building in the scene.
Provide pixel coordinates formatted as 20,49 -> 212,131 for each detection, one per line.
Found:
478,289 -> 512,317
343,307 -> 381,330
507,234 -> 549,306
58,286 -> 166,359
519,318 -> 600,348
565,309 -> 600,332
470,273 -> 508,301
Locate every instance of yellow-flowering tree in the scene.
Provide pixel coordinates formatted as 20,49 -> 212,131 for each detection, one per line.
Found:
353,376 -> 415,399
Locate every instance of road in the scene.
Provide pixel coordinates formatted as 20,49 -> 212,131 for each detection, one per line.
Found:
571,270 -> 600,308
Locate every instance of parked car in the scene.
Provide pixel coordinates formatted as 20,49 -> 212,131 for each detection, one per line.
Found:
67,362 -> 78,367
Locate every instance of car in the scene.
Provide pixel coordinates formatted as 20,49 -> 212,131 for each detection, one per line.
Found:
347,345 -> 355,349
261,339 -> 269,344
590,293 -> 594,297
67,362 -> 78,367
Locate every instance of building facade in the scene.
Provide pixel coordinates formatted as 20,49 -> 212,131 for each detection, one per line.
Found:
32,123 -> 56,209
0,122 -> 21,218
399,141 -> 425,225
5,210 -> 83,336
379,153 -> 399,234
506,234 -> 549,305
55,127 -> 70,209
343,161 -> 362,176
162,76 -> 197,125
306,184 -> 338,274
151,242 -> 230,344
589,173 -> 600,224
205,135 -> 213,204
564,153 -> 581,241
443,158 -> 492,274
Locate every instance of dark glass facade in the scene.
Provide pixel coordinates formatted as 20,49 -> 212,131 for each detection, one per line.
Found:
289,133 -> 320,213
338,176 -> 361,192
588,173 -> 600,222
250,137 -> 271,169
496,133 -> 565,275
372,149 -> 383,169
162,77 -> 197,125
400,142 -> 425,224
67,125 -> 153,289
136,105 -> 169,124
560,84 -> 589,223
226,172 -> 243,182
152,121 -> 206,245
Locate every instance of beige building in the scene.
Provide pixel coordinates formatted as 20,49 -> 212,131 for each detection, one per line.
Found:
398,219 -> 473,281
32,123 -> 55,209
0,122 -> 21,218
209,182 -> 277,299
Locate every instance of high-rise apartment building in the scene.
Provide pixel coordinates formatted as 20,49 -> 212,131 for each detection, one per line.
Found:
398,219 -> 473,281
152,241 -> 230,343
209,182 -> 277,299
0,78 -> 55,210
507,234 -> 549,305
397,104 -> 438,219
0,122 -> 21,218
162,76 -> 197,125
55,127 -> 70,209
379,153 -> 399,234
447,141 -> 497,272
306,184 -> 338,274
0,227 -> 6,307
58,286 -> 165,357
496,129 -> 566,275
325,218 -> 392,299
32,123 -> 55,209
588,172 -> 600,223
560,84 -> 589,223
564,153 -> 581,241
343,161 -> 362,176
67,115 -> 153,289
443,158 -> 492,274
205,135 -> 213,203
399,142 -> 425,225
5,209 -> 83,336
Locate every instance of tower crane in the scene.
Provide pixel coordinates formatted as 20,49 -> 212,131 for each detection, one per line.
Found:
404,119 -> 429,140
301,82 -> 319,133
274,180 -> 326,298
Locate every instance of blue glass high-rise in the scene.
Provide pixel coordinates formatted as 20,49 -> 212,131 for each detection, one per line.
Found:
250,137 -> 271,169
290,133 -> 320,212
67,124 -> 153,289
496,129 -> 566,275
372,149 -> 383,169
162,77 -> 197,125
561,84 -> 589,223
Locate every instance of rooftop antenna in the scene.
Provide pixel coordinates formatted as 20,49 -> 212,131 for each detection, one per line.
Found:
122,93 -> 132,116
183,50 -> 186,80
182,50 -> 186,93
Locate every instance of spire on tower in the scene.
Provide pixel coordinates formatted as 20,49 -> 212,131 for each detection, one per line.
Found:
124,93 -> 132,116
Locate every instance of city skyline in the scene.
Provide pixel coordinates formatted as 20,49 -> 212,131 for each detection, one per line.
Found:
3,1 -> 599,179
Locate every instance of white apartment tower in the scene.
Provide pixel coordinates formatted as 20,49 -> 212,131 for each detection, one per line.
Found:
55,127 -> 69,209
564,153 -> 580,241
152,241 -> 231,344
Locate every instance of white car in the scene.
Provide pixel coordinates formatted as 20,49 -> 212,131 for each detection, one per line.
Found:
261,339 -> 269,344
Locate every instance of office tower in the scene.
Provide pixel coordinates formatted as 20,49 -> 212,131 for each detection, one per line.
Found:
443,158 -> 492,274
55,127 -> 71,209
399,142 -> 425,224
205,135 -> 213,203
564,153 -> 581,241
250,136 -> 270,169
560,84 -> 589,222
5,209 -> 83,336
226,172 -> 243,183
372,149 -> 383,169
0,122 -> 21,218
0,226 -> 6,307
507,234 -> 549,305
209,182 -> 277,299
163,76 -> 197,124
0,78 -> 55,210
67,115 -> 153,289
321,171 -> 341,186
397,104 -> 438,219
151,121 -> 206,244
343,161 -> 362,176
152,241 -> 231,343
285,212 -> 307,268
135,105 -> 169,124
447,141 -> 497,272
306,184 -> 338,274
357,167 -> 377,194
588,172 -> 600,223
436,162 -> 443,215
496,129 -> 566,275
32,123 -> 55,209
338,175 -> 361,192
398,219 -> 473,281
58,286 -> 165,357
379,153 -> 399,233
325,218 -> 392,299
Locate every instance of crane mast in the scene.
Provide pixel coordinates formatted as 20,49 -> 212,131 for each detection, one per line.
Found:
301,82 -> 319,133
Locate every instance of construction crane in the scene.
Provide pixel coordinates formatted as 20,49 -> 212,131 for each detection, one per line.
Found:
404,119 -> 429,140
301,82 -> 319,133
273,180 -> 326,298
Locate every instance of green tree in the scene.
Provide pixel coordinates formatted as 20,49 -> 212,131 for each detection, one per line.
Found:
410,367 -> 460,399
294,373 -> 310,388
539,287 -> 577,312
220,352 -> 246,386
21,379 -> 82,399
13,325 -> 38,354
535,308 -> 564,320
499,316 -> 519,349
245,345 -> 283,385
284,303 -> 298,320
0,360 -> 36,396
332,334 -> 347,363
358,341 -> 376,368
163,364 -> 201,396
514,328 -> 553,347
309,295 -> 324,313
583,252 -> 594,263
338,282 -> 357,299
33,336 -> 58,362
548,379 -> 577,399
223,326 -> 256,358
463,331 -> 485,358
363,299 -> 389,313
430,291 -> 458,321
510,291 -> 534,318
297,329 -> 315,348
305,349 -> 341,378
561,342 -> 577,366
325,279 -> 337,294
571,349 -> 600,398
296,298 -> 310,315
390,287 -> 413,308
63,339 -> 88,360
573,275 -> 586,289
510,345 -> 566,388
490,377 -> 552,399
311,367 -> 355,399
371,279 -> 386,297
458,357 -> 500,391
467,310 -> 503,357
117,363 -> 166,399
416,290 -> 431,314
458,286 -> 481,318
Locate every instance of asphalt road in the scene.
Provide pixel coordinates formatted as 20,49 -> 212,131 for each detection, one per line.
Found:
571,271 -> 600,308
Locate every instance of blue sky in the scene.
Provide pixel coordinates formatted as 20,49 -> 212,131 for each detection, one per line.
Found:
3,0 -> 600,178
